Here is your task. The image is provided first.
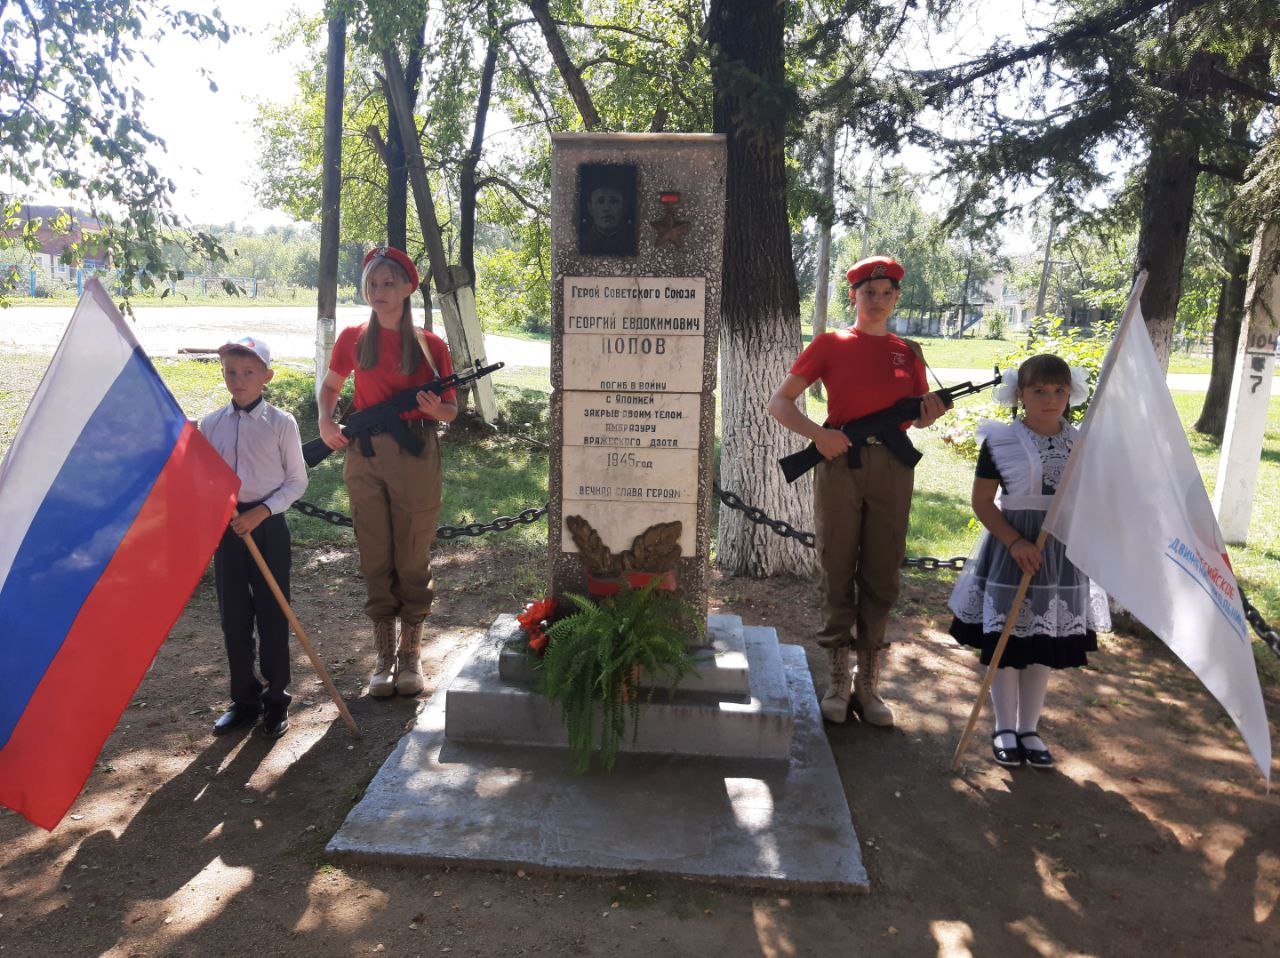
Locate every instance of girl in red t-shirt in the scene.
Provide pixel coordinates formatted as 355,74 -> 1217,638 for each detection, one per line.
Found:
769,255 -> 947,728
317,247 -> 456,699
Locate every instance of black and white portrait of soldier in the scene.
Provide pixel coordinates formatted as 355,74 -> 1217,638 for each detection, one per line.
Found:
577,163 -> 637,257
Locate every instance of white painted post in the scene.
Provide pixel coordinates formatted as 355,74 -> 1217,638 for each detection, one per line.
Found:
439,266 -> 497,423
1212,223 -> 1280,544
315,317 -> 336,385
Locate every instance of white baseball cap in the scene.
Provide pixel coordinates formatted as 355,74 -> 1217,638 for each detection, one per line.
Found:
218,335 -> 271,367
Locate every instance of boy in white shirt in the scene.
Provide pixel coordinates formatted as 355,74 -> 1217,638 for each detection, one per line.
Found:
200,336 -> 307,738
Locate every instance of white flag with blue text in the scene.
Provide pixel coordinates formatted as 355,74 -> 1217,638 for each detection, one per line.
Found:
1043,279 -> 1272,783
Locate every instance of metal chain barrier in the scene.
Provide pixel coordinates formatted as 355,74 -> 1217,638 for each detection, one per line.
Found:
434,505 -> 548,541
292,485 -> 1280,660
292,498 -> 546,540
1241,590 -> 1280,661
291,499 -> 354,528
712,481 -> 969,570
712,482 -> 816,548
713,484 -> 1280,658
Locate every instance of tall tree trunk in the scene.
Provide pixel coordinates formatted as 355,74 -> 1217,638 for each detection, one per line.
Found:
381,48 -> 451,295
1195,229 -> 1250,438
383,91 -> 408,251
808,120 -> 836,401
381,29 -> 423,252
710,0 -> 814,577
460,21 -> 500,286
1034,216 -> 1055,318
526,0 -> 600,129
316,15 -> 345,379
1135,52 -> 1211,370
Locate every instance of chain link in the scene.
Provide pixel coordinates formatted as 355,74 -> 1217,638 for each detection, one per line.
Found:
435,505 -> 548,540
1241,589 -> 1280,661
712,481 -> 967,570
292,498 -> 547,540
290,499 -> 353,528
712,482 -> 817,548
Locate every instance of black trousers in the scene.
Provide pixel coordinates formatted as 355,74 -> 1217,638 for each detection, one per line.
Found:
214,508 -> 292,711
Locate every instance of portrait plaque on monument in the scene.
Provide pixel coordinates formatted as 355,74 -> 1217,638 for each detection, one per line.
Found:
550,134 -> 726,615
577,163 -> 638,257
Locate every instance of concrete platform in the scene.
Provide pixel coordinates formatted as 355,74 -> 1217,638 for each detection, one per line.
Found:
450,616 -> 792,760
327,641 -> 867,892
497,612 -> 751,696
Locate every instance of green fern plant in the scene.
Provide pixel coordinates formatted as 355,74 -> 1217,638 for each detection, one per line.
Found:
537,581 -> 701,773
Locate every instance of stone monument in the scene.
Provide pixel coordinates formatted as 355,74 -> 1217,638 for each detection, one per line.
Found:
549,134 -> 723,619
327,133 -> 867,892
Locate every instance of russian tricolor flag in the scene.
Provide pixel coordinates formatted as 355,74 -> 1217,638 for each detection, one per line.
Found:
0,280 -> 238,829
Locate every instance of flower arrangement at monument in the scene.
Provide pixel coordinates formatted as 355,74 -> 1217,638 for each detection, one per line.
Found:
517,514 -> 700,772
516,596 -> 557,656
536,580 -> 700,773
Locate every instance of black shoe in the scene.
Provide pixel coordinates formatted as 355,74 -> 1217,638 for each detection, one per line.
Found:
261,710 -> 290,739
991,729 -> 1023,767
1017,731 -> 1054,769
213,704 -> 261,736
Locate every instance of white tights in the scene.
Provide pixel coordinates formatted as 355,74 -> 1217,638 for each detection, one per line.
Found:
990,664 -> 1051,751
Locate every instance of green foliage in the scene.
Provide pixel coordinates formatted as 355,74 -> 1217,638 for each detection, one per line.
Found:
828,167 -> 1004,322
917,0 -> 1277,231
940,317 -> 1114,459
538,583 -> 701,773
475,242 -> 551,334
1,1 -> 232,301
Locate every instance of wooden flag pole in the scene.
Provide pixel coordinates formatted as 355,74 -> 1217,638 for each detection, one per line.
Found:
950,526 -> 1049,771
239,531 -> 362,739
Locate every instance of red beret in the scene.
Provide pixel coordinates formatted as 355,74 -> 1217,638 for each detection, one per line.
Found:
846,255 -> 904,287
363,246 -> 420,289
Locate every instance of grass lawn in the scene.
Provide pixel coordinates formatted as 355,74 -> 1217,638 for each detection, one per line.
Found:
0,350 -> 1273,676
801,325 -> 1215,375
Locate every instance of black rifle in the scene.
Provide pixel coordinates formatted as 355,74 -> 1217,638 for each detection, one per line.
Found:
778,370 -> 1002,483
303,359 -> 505,467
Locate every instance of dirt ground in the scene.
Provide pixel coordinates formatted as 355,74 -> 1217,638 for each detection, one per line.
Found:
2,540 -> 1278,958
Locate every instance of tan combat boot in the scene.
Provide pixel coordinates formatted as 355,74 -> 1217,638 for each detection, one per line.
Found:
368,619 -> 397,698
394,618 -> 426,696
819,645 -> 853,724
853,646 -> 895,727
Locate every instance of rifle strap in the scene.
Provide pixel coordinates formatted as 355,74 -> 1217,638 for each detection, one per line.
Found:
902,336 -> 946,392
413,327 -> 440,378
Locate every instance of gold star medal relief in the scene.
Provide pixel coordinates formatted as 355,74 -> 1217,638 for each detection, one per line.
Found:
650,191 -> 691,248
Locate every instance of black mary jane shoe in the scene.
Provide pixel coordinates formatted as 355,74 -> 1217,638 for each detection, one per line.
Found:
991,729 -> 1023,768
1017,732 -> 1054,769
213,704 -> 261,736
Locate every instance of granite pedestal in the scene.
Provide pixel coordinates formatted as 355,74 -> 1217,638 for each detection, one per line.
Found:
328,617 -> 867,892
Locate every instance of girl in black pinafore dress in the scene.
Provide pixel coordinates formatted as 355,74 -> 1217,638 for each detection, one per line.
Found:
948,354 -> 1110,769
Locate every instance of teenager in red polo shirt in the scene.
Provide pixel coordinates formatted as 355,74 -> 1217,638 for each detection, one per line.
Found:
768,256 -> 947,726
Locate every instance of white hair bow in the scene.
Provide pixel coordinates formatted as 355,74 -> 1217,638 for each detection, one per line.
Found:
992,364 -> 1092,407
1068,365 -> 1090,407
992,367 -> 1019,406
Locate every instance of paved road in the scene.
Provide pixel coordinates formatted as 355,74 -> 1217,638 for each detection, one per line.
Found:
0,304 -> 551,369
0,304 -> 1252,392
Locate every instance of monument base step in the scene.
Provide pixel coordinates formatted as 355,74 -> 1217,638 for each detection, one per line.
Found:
449,614 -> 791,760
497,611 -> 751,696
327,639 -> 868,893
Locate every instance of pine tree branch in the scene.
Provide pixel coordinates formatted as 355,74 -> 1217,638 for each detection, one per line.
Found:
1206,66 -> 1280,106
914,0 -> 1190,98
